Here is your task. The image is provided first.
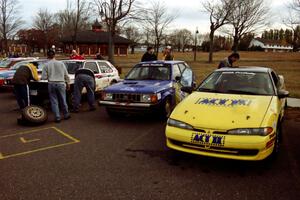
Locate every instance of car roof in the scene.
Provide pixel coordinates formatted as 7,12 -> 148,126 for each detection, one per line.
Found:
139,60 -> 185,65
216,66 -> 271,73
62,59 -> 109,62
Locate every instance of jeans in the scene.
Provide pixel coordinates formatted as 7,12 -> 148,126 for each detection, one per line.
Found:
73,74 -> 95,110
48,82 -> 69,120
14,84 -> 30,109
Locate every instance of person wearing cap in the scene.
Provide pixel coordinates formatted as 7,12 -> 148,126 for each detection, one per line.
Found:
41,50 -> 71,123
12,62 -> 40,109
141,47 -> 157,62
163,46 -> 174,61
218,53 -> 240,69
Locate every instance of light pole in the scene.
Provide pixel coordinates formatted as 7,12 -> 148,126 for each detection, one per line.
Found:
193,28 -> 199,62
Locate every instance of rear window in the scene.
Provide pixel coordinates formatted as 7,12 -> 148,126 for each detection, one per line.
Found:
63,61 -> 83,74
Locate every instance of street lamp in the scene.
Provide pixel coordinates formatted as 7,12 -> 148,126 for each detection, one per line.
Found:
194,28 -> 199,62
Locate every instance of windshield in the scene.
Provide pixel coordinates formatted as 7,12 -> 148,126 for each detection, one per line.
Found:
126,64 -> 171,80
63,61 -> 84,74
198,71 -> 275,95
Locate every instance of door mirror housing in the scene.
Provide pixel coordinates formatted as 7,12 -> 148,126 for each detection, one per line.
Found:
181,86 -> 193,94
278,90 -> 289,99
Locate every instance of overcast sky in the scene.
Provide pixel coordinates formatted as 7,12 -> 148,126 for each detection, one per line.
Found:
21,0 -> 292,35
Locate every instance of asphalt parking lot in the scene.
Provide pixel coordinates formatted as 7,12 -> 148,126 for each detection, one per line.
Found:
0,91 -> 300,200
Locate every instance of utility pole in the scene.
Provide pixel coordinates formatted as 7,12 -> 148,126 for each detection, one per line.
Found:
194,28 -> 199,61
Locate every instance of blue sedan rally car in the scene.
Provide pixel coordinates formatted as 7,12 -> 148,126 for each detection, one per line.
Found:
99,61 -> 196,118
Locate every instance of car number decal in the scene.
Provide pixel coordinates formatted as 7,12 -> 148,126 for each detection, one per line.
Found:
195,98 -> 252,107
191,133 -> 225,147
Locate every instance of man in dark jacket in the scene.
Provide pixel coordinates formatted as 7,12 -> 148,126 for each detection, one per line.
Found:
218,53 -> 240,69
141,47 -> 157,62
12,63 -> 39,109
71,68 -> 96,112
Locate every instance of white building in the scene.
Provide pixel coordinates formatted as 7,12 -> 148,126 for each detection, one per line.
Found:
249,38 -> 293,52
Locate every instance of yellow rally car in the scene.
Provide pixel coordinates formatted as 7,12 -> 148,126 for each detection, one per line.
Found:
165,67 -> 289,161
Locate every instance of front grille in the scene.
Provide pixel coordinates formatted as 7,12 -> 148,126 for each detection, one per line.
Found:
113,93 -> 141,102
170,139 -> 258,156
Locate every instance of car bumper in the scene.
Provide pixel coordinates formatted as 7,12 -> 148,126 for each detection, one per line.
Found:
165,126 -> 275,161
99,100 -> 162,113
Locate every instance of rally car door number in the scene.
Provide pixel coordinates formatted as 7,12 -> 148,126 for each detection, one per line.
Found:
191,133 -> 225,147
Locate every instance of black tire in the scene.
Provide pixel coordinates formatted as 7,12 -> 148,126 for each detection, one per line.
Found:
66,92 -> 74,109
22,105 -> 48,124
270,123 -> 282,159
160,98 -> 172,120
285,98 -> 288,108
110,80 -> 117,85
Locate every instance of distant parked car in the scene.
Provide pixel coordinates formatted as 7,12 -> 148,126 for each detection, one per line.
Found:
29,59 -> 120,106
0,60 -> 47,89
99,60 -> 196,119
0,57 -> 38,71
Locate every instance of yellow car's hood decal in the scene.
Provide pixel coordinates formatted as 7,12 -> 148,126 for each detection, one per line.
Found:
171,92 -> 273,130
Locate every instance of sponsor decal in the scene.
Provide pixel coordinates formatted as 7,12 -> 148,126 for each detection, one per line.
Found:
120,87 -> 136,91
195,98 -> 252,107
191,133 -> 225,147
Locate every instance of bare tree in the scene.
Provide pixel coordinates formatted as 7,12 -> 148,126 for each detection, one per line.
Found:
56,0 -> 90,49
33,8 -> 55,54
291,0 -> 300,12
227,0 -> 269,52
93,0 -> 136,64
169,29 -> 193,52
0,0 -> 23,53
142,1 -> 177,55
203,0 -> 233,63
122,25 -> 142,54
283,7 -> 300,51
73,0 -> 90,46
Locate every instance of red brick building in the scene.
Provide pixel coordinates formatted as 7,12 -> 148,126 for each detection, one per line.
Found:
61,22 -> 131,56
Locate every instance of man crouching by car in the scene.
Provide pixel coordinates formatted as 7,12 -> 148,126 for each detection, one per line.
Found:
12,62 -> 39,110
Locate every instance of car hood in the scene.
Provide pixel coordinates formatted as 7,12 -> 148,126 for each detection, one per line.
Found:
0,70 -> 15,78
104,80 -> 172,93
170,92 -> 273,130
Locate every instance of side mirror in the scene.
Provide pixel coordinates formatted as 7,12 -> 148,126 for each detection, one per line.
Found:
175,76 -> 181,82
181,86 -> 193,94
278,90 -> 289,99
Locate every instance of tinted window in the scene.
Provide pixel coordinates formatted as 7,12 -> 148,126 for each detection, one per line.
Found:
63,61 -> 84,74
98,62 -> 113,73
199,71 -> 275,95
172,64 -> 181,80
180,68 -> 193,87
85,62 -> 99,73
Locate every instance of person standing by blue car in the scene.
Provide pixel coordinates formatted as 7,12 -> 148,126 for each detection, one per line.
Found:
41,50 -> 71,123
71,68 -> 96,113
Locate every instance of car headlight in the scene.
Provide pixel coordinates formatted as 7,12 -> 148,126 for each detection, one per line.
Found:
167,118 -> 194,130
102,92 -> 113,101
227,128 -> 273,136
141,94 -> 158,103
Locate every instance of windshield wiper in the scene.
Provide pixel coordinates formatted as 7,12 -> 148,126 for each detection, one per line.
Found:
226,89 -> 257,95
